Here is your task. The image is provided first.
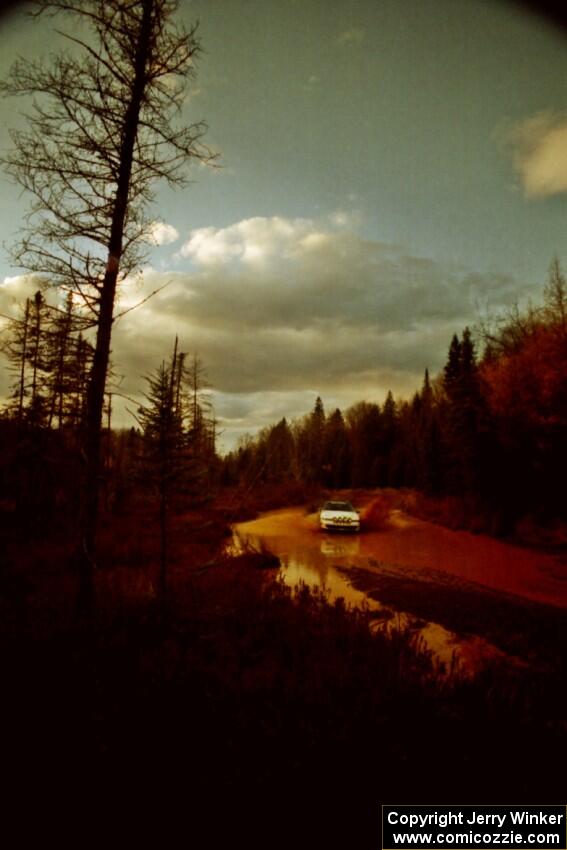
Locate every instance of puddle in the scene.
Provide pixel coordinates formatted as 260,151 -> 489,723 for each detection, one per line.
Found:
231,505 -> 567,674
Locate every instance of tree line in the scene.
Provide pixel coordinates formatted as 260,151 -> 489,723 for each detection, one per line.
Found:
2,289 -> 93,429
0,290 -> 217,509
223,261 -> 567,532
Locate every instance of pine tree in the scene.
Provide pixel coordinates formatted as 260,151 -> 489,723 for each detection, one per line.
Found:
67,333 -> 93,429
379,392 -> 399,484
345,401 -> 381,487
322,408 -> 351,487
3,290 -> 51,427
45,293 -> 76,428
305,396 -> 326,482
441,328 -> 485,495
416,369 -> 441,493
183,353 -> 216,496
443,334 -> 462,401
138,341 -> 185,605
3,297 -> 32,425
265,418 -> 296,482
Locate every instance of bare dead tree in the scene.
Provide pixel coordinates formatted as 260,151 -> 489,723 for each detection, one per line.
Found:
185,353 -> 212,443
544,256 -> 567,338
28,290 -> 48,425
1,0 -> 215,613
4,297 -> 32,426
46,291 -> 73,428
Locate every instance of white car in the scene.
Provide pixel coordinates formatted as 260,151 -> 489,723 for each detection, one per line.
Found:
319,500 -> 360,532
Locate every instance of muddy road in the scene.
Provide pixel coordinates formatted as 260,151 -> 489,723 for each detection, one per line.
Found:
232,505 -> 567,673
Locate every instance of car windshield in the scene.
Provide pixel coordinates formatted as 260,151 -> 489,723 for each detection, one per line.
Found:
322,501 -> 355,512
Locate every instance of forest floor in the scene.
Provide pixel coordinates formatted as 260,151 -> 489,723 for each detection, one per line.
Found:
1,492 -> 567,845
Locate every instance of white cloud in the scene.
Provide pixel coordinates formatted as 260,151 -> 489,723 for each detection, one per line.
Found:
145,220 -> 179,245
178,216 -> 315,266
503,111 -> 567,198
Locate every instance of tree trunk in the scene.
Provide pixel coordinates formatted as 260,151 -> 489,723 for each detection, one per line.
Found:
30,291 -> 43,421
17,298 -> 30,427
77,0 -> 155,616
159,479 -> 168,609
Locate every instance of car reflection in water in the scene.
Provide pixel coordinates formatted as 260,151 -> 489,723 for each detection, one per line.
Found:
320,535 -> 361,558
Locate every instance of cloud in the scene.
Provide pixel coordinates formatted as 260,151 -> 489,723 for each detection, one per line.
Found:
145,220 -> 179,245
170,217 -> 520,338
178,215 -> 315,266
105,215 -> 529,447
328,208 -> 361,228
503,111 -> 567,198
0,218 -> 530,450
337,27 -> 365,46
0,273 -> 45,321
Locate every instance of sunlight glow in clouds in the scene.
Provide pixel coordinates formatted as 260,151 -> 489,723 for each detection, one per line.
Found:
178,216 -> 317,266
0,273 -> 43,311
505,112 -> 567,198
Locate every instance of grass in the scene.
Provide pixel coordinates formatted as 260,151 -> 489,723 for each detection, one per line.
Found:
4,559 -> 565,801
343,563 -> 567,666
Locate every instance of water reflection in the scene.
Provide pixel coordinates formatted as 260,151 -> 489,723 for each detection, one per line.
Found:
319,536 -> 360,558
233,506 -> 567,673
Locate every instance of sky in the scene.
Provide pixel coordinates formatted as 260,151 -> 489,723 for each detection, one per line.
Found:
0,0 -> 566,451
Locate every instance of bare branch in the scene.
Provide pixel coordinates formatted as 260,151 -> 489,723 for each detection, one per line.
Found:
114,278 -> 172,321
